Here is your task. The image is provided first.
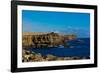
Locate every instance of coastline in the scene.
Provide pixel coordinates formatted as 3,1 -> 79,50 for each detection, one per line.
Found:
22,50 -> 90,62
22,32 -> 90,62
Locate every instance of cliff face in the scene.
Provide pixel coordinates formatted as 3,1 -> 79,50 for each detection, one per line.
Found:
64,34 -> 76,40
22,32 -> 76,49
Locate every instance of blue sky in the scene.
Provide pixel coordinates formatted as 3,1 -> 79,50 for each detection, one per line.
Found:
22,10 -> 90,38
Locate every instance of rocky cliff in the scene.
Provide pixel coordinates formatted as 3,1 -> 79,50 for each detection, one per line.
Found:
22,32 -> 76,49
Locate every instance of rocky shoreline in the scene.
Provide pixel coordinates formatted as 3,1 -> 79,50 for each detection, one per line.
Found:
22,32 -> 76,49
22,50 -> 90,62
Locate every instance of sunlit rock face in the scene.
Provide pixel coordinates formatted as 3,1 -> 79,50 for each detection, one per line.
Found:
22,32 -> 76,49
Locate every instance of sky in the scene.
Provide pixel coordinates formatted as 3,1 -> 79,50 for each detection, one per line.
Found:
22,10 -> 90,38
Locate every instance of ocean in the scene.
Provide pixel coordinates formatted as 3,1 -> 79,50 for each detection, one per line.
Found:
28,38 -> 90,57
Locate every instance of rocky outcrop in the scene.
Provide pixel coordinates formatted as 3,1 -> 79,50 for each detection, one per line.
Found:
22,50 -> 90,62
22,32 -> 76,49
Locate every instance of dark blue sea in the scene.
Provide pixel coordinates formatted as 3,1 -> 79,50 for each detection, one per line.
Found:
29,38 -> 90,57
